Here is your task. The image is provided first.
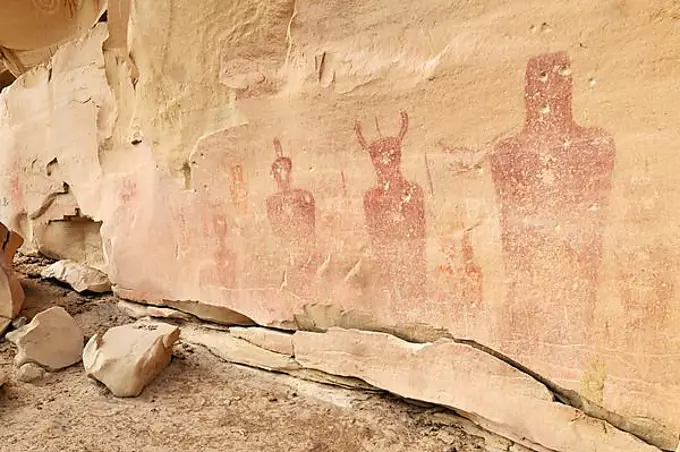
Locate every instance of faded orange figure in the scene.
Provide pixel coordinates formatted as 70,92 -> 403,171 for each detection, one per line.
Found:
229,165 -> 249,215
491,52 -> 616,345
460,230 -> 483,306
355,111 -> 426,303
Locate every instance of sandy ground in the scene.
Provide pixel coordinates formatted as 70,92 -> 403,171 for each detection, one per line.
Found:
0,256 -> 511,452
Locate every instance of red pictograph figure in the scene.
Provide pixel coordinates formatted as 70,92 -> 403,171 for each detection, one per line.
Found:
265,138 -> 316,266
490,52 -> 616,344
355,111 -> 426,302
119,180 -> 137,203
196,198 -> 237,288
460,230 -> 483,306
229,164 -> 248,215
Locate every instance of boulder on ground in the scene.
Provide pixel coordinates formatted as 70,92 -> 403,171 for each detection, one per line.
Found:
0,222 -> 24,265
16,362 -> 46,383
41,259 -> 111,293
0,258 -> 25,320
0,223 -> 25,321
8,306 -> 84,370
82,322 -> 180,397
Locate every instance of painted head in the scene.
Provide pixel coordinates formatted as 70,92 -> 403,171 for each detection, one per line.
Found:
355,111 -> 409,182
271,138 -> 293,190
524,52 -> 573,130
231,165 -> 244,182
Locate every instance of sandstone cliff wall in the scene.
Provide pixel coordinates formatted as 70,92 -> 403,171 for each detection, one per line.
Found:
1,1 -> 679,450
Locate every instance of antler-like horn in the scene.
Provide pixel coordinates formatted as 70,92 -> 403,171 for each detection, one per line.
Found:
374,115 -> 382,137
273,138 -> 284,157
354,121 -> 368,149
398,111 -> 409,141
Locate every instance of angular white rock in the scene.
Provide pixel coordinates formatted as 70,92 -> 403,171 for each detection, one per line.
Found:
10,306 -> 84,370
41,259 -> 111,293
83,322 -> 180,397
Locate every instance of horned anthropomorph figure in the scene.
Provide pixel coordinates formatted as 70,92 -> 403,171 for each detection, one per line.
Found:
265,138 -> 316,269
355,111 -> 426,303
490,52 -> 616,347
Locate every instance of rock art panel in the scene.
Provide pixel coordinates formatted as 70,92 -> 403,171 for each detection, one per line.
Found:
355,111 -> 426,304
2,0 -> 680,441
490,52 -> 616,350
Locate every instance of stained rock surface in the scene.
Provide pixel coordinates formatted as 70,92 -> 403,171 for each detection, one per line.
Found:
82,322 -> 180,397
7,306 -> 83,370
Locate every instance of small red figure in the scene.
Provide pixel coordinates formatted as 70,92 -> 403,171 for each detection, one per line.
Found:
229,164 -> 248,215
460,230 -> 483,306
198,200 -> 237,288
491,52 -> 616,345
355,111 -> 426,302
265,138 -> 316,246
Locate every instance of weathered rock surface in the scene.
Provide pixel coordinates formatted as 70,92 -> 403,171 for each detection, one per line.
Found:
0,0 -> 105,76
293,328 -> 660,452
181,324 -> 299,372
0,222 -> 25,320
1,0 -> 680,448
83,322 -> 180,397
16,363 -> 46,383
229,326 -> 294,356
117,300 -> 193,321
0,370 -> 7,388
181,323 -> 374,390
0,260 -> 24,319
8,306 -> 83,370
41,260 -> 111,293
154,299 -> 255,326
11,316 -> 27,329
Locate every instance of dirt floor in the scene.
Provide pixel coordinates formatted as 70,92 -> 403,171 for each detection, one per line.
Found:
0,256 -> 512,452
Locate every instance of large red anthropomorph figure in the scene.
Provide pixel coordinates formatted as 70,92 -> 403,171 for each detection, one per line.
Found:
491,52 -> 616,346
